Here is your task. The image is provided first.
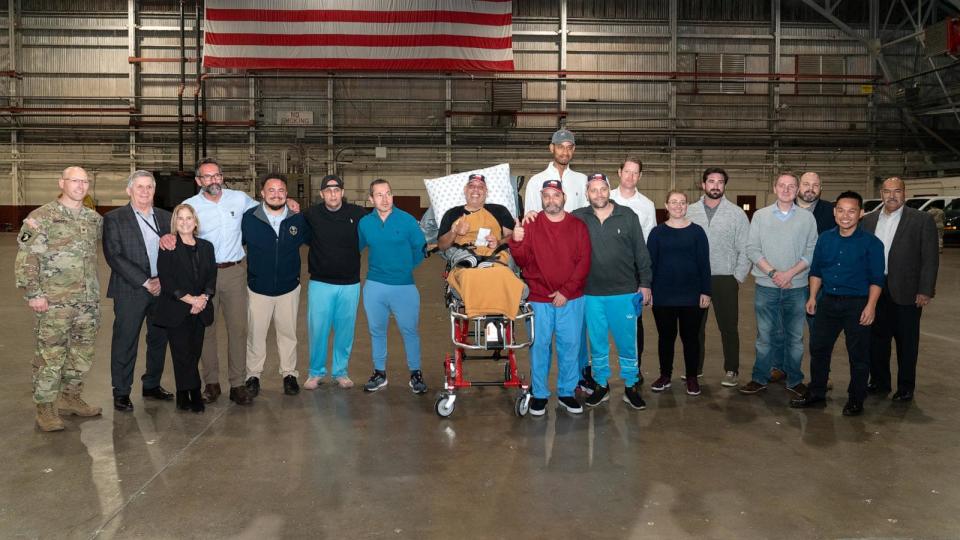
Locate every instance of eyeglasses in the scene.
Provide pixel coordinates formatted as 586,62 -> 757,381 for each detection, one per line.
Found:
198,173 -> 223,181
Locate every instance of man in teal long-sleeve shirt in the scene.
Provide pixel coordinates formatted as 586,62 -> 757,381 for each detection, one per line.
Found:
357,179 -> 428,394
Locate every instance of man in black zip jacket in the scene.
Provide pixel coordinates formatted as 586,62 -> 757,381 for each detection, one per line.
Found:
302,174 -> 369,390
241,173 -> 311,397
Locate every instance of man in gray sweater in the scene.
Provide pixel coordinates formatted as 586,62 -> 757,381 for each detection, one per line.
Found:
739,173 -> 818,398
686,167 -> 751,388
572,173 -> 653,410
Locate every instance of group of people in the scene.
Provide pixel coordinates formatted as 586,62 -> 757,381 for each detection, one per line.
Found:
14,127 -> 940,431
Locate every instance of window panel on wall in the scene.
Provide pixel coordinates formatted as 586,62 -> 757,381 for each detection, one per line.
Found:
797,55 -> 847,95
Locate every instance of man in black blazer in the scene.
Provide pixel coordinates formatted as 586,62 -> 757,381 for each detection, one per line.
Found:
797,172 -> 836,235
862,176 -> 939,401
103,170 -> 174,411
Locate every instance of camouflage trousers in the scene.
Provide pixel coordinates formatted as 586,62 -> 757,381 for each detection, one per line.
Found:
32,302 -> 100,404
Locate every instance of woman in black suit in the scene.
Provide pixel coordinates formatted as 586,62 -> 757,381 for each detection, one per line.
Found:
155,204 -> 217,412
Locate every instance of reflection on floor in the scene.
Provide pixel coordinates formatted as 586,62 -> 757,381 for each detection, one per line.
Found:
0,236 -> 958,538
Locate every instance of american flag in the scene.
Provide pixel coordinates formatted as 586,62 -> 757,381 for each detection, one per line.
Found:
202,0 -> 514,71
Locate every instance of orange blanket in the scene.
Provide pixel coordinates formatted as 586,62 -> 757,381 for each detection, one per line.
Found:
447,264 -> 525,320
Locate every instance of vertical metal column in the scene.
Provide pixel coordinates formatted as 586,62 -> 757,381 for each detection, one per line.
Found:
194,0 -> 201,165
868,0 -> 879,196
669,0 -> 677,190
558,0 -> 567,128
445,79 -> 452,176
178,0 -> 185,172
8,0 -> 20,205
326,78 -> 334,175
770,0 -> 781,179
248,78 -> 257,181
127,0 -> 136,172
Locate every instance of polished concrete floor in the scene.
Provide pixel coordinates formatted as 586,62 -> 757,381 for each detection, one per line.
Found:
0,234 -> 957,539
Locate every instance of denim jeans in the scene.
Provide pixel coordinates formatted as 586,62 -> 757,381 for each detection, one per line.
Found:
530,296 -> 585,399
751,285 -> 808,387
585,294 -> 639,387
307,280 -> 360,379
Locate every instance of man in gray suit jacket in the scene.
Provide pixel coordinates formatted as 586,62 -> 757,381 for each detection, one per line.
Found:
862,176 -> 939,402
103,170 -> 174,411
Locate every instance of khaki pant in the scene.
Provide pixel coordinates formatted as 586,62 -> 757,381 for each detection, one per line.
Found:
246,286 -> 300,379
200,262 -> 248,387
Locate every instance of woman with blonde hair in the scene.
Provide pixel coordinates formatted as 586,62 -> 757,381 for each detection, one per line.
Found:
154,204 -> 217,412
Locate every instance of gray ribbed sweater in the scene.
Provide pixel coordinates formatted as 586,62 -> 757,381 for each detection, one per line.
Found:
747,203 -> 818,288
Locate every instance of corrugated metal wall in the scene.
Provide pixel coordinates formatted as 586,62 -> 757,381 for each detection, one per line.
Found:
0,0 -> 952,208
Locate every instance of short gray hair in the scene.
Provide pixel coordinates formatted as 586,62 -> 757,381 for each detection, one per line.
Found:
127,170 -> 156,189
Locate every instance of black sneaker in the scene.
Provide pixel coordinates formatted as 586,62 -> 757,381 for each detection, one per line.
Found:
529,397 -> 548,416
364,370 -> 388,392
623,383 -> 647,410
577,366 -> 598,395
283,375 -> 299,395
585,385 -> 609,407
409,370 -> 427,394
557,395 -> 583,414
244,376 -> 260,398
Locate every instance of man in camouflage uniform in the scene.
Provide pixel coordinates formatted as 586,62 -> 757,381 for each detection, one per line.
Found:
16,166 -> 103,432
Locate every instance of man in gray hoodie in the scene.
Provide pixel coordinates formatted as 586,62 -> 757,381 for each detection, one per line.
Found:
739,173 -> 818,399
686,167 -> 751,388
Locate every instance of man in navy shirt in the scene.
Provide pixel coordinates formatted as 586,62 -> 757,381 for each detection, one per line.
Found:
790,191 -> 884,416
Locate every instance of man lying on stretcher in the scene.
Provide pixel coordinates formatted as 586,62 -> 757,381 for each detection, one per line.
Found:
437,174 -> 526,319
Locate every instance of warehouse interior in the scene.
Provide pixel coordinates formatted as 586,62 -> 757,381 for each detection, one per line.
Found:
1,0 -> 959,538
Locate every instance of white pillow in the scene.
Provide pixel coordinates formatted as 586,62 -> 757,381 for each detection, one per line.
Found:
424,163 -> 516,223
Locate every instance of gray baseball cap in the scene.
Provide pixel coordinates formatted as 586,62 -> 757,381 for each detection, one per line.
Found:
551,129 -> 575,145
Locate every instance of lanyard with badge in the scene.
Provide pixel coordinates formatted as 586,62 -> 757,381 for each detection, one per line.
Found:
136,211 -> 161,237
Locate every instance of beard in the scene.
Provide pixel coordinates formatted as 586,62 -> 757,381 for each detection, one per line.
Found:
705,189 -> 723,200
203,183 -> 223,196
543,201 -> 563,215
800,190 -> 819,203
589,197 -> 608,209
266,201 -> 286,211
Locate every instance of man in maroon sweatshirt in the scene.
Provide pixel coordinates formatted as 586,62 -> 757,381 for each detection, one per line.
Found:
509,179 -> 591,416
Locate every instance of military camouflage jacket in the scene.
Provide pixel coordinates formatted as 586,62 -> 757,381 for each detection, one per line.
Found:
15,199 -> 102,304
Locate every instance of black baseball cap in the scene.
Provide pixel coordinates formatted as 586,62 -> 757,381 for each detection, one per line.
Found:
467,173 -> 486,184
587,173 -> 609,185
321,174 -> 344,190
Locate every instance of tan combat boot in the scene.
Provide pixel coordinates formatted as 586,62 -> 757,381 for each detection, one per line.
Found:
36,403 -> 65,432
57,391 -> 102,417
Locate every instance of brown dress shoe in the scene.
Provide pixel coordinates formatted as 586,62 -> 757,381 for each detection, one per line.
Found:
229,385 -> 253,405
202,383 -> 222,403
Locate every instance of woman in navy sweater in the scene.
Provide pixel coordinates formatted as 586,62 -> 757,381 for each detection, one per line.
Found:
647,191 -> 712,396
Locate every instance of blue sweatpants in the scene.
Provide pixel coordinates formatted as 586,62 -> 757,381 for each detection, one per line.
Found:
307,280 -> 361,379
585,294 -> 639,387
362,280 -> 422,372
530,296 -> 585,399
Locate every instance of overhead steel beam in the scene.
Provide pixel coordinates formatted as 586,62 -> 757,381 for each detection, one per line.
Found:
799,0 -> 960,157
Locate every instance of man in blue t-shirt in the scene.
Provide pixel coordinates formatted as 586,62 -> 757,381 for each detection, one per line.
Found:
790,191 -> 884,416
357,179 -> 428,395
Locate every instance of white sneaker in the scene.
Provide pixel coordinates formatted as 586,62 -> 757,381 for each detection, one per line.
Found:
721,371 -> 739,387
335,376 -> 354,389
303,377 -> 322,390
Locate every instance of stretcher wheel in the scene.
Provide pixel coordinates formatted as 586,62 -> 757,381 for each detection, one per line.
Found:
435,394 -> 455,417
514,392 -> 530,417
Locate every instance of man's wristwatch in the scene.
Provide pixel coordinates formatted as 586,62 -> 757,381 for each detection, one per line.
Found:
767,269 -> 776,278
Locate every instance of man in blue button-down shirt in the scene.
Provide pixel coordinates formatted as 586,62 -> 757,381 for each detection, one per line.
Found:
790,191 -> 884,416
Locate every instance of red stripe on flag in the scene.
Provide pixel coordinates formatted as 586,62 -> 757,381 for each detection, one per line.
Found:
206,8 -> 511,25
203,56 -> 514,71
206,32 -> 511,50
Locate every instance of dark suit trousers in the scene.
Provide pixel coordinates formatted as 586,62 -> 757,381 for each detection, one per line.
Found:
808,295 -> 871,403
870,287 -> 922,393
110,292 -> 168,396
167,314 -> 205,391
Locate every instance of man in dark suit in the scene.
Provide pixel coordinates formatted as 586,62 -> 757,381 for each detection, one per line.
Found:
862,176 -> 939,401
103,170 -> 174,411
797,172 -> 835,235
